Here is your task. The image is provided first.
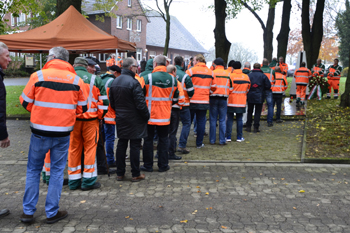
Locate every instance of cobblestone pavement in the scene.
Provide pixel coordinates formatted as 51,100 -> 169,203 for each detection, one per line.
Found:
1,119 -> 304,164
1,162 -> 350,233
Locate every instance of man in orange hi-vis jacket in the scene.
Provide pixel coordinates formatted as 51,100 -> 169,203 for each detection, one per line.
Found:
326,58 -> 343,99
294,62 -> 312,105
272,66 -> 288,122
19,47 -> 88,224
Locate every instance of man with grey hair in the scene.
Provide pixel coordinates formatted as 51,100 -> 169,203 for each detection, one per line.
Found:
19,47 -> 88,224
243,62 -> 251,75
110,57 -> 149,181
0,42 -> 11,218
141,55 -> 179,172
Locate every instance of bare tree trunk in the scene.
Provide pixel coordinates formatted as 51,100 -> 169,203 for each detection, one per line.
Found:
276,0 -> 291,61
163,7 -> 170,56
340,51 -> 350,107
301,0 -> 325,70
214,0 -> 231,64
264,4 -> 276,62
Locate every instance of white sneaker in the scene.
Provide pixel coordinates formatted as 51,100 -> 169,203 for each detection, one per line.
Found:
226,138 -> 232,142
196,144 -> 205,149
236,138 -> 245,142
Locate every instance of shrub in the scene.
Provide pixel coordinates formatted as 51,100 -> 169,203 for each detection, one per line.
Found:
342,67 -> 348,77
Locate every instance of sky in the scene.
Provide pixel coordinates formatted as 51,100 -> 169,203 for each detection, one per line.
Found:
142,0 -> 302,64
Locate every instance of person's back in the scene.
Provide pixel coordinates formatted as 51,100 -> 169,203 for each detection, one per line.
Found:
140,58 -> 154,78
248,68 -> 271,104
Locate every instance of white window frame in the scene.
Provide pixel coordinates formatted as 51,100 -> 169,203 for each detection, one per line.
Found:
136,48 -> 142,61
128,0 -> 132,7
17,13 -> 26,24
137,19 -> 141,32
127,18 -> 132,31
99,53 -> 108,63
11,14 -> 15,26
116,15 -> 122,29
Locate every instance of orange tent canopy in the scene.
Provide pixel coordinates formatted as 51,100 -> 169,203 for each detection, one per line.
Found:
0,5 -> 136,53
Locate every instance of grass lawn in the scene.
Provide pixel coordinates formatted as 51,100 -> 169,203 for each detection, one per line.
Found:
6,85 -> 30,117
305,77 -> 350,159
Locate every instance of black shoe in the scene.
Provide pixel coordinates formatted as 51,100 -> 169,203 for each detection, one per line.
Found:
177,147 -> 190,154
140,165 -> 153,172
63,178 -> 69,186
0,209 -> 9,218
276,119 -> 283,123
98,168 -> 116,175
254,128 -> 260,133
204,132 -> 208,136
268,122 -> 273,127
108,162 -> 117,168
81,182 -> 101,191
20,213 -> 33,223
245,127 -> 251,132
159,165 -> 170,172
46,210 -> 68,224
326,96 -> 331,99
334,96 -> 338,99
169,155 -> 182,160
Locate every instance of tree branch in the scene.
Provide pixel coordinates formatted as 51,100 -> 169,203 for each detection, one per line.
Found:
155,0 -> 165,21
243,2 -> 266,31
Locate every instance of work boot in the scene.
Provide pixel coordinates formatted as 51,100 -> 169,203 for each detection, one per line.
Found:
20,213 -> 33,223
245,127 -> 251,132
81,182 -> 101,191
46,210 -> 68,224
253,128 -> 260,133
0,209 -> 9,218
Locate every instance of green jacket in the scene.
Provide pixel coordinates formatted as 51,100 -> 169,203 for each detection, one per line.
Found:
269,59 -> 277,68
140,59 -> 153,78
312,63 -> 326,75
260,65 -> 276,84
176,65 -> 194,109
74,66 -> 109,119
100,72 -> 115,91
242,68 -> 251,75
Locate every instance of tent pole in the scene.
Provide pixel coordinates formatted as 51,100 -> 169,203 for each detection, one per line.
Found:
40,54 -> 42,69
116,49 -> 118,58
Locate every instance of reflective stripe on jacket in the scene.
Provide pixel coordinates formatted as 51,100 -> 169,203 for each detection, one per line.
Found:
19,59 -> 88,136
294,67 -> 312,85
186,62 -> 216,106
75,66 -> 108,121
327,65 -> 342,80
172,80 -> 185,109
143,66 -> 179,125
261,65 -> 275,90
272,72 -> 288,94
312,63 -> 325,76
176,65 -> 194,108
228,69 -> 250,109
210,65 -> 232,98
100,72 -> 116,124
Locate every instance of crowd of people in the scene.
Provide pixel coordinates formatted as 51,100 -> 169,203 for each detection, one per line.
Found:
0,40 -> 343,224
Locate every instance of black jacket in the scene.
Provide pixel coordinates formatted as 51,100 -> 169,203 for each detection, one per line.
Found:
109,69 -> 150,139
247,69 -> 271,104
0,66 -> 8,140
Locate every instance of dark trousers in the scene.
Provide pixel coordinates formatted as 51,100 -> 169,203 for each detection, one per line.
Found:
246,103 -> 263,129
272,94 -> 283,120
97,120 -> 107,172
116,138 -> 142,177
143,124 -> 169,170
168,108 -> 180,156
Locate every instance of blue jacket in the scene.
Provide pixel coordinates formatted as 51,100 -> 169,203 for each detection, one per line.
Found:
0,66 -> 8,140
247,69 -> 271,104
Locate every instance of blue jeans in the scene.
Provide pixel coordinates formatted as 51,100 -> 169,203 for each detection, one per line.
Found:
190,109 -> 207,147
265,90 -> 273,123
104,123 -> 116,165
23,133 -> 70,218
209,98 -> 227,144
226,113 -> 243,140
179,108 -> 191,148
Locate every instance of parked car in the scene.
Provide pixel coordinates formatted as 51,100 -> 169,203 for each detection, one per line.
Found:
287,65 -> 295,77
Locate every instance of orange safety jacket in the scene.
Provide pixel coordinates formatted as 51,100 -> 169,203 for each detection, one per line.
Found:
143,66 -> 179,125
278,62 -> 289,74
228,69 -> 250,109
101,72 -> 116,124
186,62 -> 216,106
135,73 -> 145,88
210,65 -> 232,98
294,67 -> 312,85
272,72 -> 288,94
327,65 -> 342,80
117,59 -> 123,67
19,59 -> 88,137
261,65 -> 275,90
172,78 -> 185,109
106,58 -> 116,67
311,63 -> 325,77
226,67 -> 234,73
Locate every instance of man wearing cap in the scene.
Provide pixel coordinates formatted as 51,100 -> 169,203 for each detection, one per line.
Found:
209,57 -> 232,145
67,57 -> 109,191
100,65 -> 121,168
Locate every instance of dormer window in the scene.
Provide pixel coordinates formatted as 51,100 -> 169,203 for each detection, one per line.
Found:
128,0 -> 131,7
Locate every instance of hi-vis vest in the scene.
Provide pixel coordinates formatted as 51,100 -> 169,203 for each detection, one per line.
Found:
172,79 -> 185,109
135,73 -> 145,88
144,66 -> 178,125
19,59 -> 88,136
272,72 -> 288,94
186,62 -> 216,105
106,58 -> 116,67
278,62 -> 288,74
294,67 -> 312,85
312,64 -> 325,77
103,75 -> 116,124
210,65 -> 232,98
228,70 -> 250,108
327,65 -> 342,80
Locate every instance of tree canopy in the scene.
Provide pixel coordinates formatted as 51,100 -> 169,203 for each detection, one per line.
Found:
335,0 -> 350,67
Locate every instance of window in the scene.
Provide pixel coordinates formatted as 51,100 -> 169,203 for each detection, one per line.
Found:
136,48 -> 142,61
149,51 -> 156,58
17,13 -> 26,25
128,0 -> 131,7
116,15 -> 122,29
127,18 -> 132,30
99,53 -> 109,63
11,14 -> 15,26
137,19 -> 141,32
